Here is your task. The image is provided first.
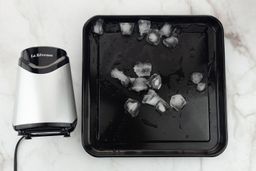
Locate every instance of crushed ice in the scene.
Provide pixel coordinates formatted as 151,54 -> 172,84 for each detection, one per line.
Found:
104,19 -> 211,117
111,62 -> 189,117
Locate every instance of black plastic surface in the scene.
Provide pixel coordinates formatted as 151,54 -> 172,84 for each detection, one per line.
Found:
82,16 -> 227,157
14,120 -> 77,136
19,46 -> 69,74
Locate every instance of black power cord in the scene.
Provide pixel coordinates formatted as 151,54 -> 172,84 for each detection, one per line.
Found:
14,132 -> 70,171
14,136 -> 26,171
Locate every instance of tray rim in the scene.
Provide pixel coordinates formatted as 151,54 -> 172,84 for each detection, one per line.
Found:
82,15 -> 227,157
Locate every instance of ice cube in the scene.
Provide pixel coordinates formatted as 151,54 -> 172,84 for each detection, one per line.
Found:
142,89 -> 161,106
138,19 -> 151,37
156,101 -> 166,112
131,77 -> 148,92
93,19 -> 104,35
124,98 -> 140,117
191,72 -> 203,84
197,82 -> 206,92
163,36 -> 179,48
133,62 -> 152,77
148,73 -> 162,90
119,22 -> 135,35
111,68 -> 130,86
160,23 -> 172,37
143,90 -> 170,112
146,29 -> 161,45
170,94 -> 186,111
129,77 -> 136,83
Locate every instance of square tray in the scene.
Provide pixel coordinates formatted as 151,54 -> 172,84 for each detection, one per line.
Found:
82,15 -> 227,157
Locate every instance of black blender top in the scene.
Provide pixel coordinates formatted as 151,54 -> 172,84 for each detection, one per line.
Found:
19,46 -> 69,74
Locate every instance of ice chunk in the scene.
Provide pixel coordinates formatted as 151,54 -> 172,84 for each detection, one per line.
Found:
191,72 -> 203,84
93,19 -> 104,35
143,90 -> 170,112
131,77 -> 148,92
142,89 -> 161,106
160,23 -> 172,37
133,62 -> 152,77
170,94 -> 186,111
124,98 -> 140,117
197,82 -> 206,92
156,101 -> 166,112
148,73 -> 162,90
111,68 -> 130,86
120,22 -> 134,35
129,77 -> 136,83
138,19 -> 151,36
163,36 -> 179,48
146,29 -> 161,46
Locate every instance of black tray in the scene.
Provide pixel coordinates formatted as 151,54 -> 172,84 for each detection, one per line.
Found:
82,15 -> 227,157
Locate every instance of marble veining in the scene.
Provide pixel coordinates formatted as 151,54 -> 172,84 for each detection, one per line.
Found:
0,0 -> 256,170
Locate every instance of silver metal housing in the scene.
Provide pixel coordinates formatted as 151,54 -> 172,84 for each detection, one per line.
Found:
13,64 -> 77,131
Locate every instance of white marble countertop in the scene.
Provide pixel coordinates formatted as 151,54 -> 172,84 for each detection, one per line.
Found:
0,0 -> 256,170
